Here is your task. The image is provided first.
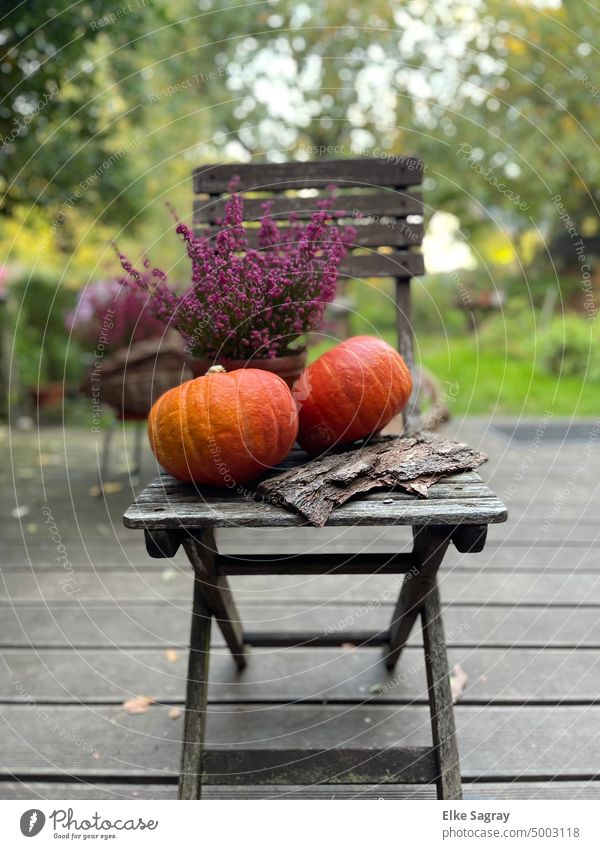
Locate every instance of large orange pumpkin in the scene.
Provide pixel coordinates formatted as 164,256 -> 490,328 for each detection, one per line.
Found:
293,336 -> 412,454
148,366 -> 298,486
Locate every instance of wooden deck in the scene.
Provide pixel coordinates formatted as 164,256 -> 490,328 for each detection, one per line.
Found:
1,417 -> 600,800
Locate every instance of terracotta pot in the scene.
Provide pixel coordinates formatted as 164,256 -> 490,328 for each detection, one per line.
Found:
29,382 -> 65,409
185,348 -> 307,389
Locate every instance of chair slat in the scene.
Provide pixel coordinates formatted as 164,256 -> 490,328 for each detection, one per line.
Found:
216,551 -> 414,575
202,746 -> 437,785
339,251 -> 424,279
194,221 -> 424,249
193,191 -> 423,223
193,158 -> 424,193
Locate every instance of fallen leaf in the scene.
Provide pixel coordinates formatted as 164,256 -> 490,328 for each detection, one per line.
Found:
12,505 -> 30,519
168,707 -> 182,720
27,523 -> 38,533
89,482 -> 123,496
39,453 -> 60,466
122,695 -> 156,714
165,649 -> 180,663
450,664 -> 468,703
103,482 -> 123,494
161,568 -> 177,583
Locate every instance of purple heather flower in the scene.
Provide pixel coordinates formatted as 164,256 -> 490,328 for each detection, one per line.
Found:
118,187 -> 355,360
66,275 -> 167,352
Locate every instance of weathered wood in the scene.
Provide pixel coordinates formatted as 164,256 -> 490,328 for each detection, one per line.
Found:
183,530 -> 246,670
396,278 -> 421,432
338,251 -> 424,279
215,551 -> 414,575
193,158 -> 424,193
422,583 -> 462,800
202,746 -> 437,785
385,526 -> 453,670
452,525 -> 488,553
256,435 -> 490,527
193,191 -> 424,223
194,221 -> 423,249
243,629 -> 389,647
144,529 -> 183,559
124,492 -> 508,530
179,579 -> 211,800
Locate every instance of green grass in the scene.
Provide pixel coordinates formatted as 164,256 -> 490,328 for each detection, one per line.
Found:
307,278 -> 597,417
417,335 -> 595,417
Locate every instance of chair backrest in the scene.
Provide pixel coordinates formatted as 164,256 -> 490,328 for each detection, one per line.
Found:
192,158 -> 425,428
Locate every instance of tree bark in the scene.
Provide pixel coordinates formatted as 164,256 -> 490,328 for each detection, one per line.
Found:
256,434 -> 487,527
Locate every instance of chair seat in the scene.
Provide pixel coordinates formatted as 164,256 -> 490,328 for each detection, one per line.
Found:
124,468 -> 507,530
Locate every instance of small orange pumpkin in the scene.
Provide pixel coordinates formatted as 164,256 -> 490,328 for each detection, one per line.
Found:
293,335 -> 413,454
148,366 -> 298,486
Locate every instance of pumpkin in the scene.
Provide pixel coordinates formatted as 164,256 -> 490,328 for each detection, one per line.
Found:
293,335 -> 412,454
148,366 -> 298,486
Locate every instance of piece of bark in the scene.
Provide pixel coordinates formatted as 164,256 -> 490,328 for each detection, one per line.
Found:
257,433 -> 487,527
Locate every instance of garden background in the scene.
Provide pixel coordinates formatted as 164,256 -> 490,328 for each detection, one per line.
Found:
1,0 -> 598,420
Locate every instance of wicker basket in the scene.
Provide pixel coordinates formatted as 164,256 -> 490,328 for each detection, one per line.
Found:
82,336 -> 191,419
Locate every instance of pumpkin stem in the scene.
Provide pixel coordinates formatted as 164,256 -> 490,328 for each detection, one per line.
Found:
206,365 -> 227,374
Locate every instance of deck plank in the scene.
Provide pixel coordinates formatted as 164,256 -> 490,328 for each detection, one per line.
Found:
3,602 -> 600,648
2,420 -> 600,799
3,780 -> 600,800
4,568 -> 600,605
1,646 -> 599,704
1,704 -> 599,780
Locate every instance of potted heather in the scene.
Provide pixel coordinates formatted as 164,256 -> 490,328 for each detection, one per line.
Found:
118,189 -> 354,387
67,276 -> 190,419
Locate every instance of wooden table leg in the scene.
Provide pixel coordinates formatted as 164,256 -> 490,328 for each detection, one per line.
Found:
384,525 -> 452,670
183,529 -> 247,670
179,576 -> 212,800
422,581 -> 462,799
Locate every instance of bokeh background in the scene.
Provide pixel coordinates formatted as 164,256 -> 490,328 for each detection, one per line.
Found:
3,1 -> 600,805
2,0 -> 598,423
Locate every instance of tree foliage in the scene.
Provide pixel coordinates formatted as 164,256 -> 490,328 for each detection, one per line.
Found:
2,0 -> 598,268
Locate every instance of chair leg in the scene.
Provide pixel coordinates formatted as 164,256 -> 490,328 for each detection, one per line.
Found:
179,576 -> 212,800
132,420 -> 144,479
183,529 -> 246,670
422,581 -> 462,800
385,525 -> 452,670
96,417 -> 115,494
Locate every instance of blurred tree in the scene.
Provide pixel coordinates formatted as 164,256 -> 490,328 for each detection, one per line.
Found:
421,1 -> 600,246
3,0 -> 598,271
0,0 -> 172,235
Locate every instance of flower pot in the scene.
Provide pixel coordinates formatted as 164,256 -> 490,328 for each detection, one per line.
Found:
29,382 -> 65,409
81,337 -> 192,419
185,348 -> 307,389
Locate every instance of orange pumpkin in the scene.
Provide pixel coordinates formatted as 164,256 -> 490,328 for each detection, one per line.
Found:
148,366 -> 298,486
293,335 -> 412,454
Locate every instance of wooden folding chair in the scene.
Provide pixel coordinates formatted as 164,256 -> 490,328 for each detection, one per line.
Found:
124,158 -> 507,799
